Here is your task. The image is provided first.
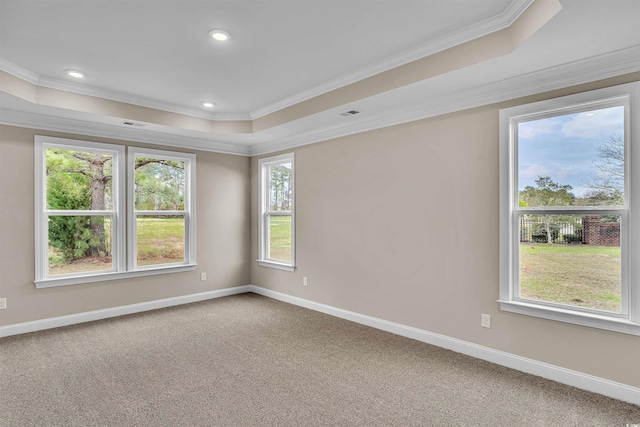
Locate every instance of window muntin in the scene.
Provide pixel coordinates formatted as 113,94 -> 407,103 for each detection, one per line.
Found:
35,136 -> 196,287
258,153 -> 295,270
128,148 -> 195,270
499,82 -> 639,335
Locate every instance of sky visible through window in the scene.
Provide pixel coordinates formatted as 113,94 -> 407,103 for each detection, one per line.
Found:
518,106 -> 624,197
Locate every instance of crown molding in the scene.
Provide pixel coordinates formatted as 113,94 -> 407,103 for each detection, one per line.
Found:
35,77 -> 251,121
248,46 -> 640,156
248,0 -> 534,119
0,58 -> 250,122
3,45 -> 638,159
0,57 -> 40,83
0,108 -> 251,156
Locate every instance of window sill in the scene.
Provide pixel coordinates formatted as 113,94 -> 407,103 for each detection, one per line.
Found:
35,264 -> 197,288
498,299 -> 640,336
257,260 -> 295,272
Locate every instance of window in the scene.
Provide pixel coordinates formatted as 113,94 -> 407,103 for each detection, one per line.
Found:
35,136 -> 196,287
258,153 -> 295,271
499,82 -> 640,335
128,147 -> 196,270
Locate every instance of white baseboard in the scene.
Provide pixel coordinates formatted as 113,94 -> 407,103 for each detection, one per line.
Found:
0,285 -> 252,338
247,285 -> 640,406
2,283 -> 638,406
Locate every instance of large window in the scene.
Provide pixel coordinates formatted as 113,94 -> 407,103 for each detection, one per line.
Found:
258,153 -> 295,271
499,82 -> 639,335
35,136 -> 196,287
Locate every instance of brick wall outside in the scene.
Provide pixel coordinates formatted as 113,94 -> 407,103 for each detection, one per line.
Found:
582,215 -> 620,246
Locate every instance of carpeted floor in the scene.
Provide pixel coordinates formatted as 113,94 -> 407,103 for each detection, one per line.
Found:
1,293 -> 638,426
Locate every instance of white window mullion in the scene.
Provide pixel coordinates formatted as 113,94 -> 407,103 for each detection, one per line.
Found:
34,140 -> 46,282
128,211 -> 138,270
620,209 -> 630,317
127,153 -> 136,271
265,213 -> 271,260
45,210 -> 114,216
267,211 -> 292,216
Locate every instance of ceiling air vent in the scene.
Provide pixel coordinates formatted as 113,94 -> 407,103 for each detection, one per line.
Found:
339,109 -> 360,117
121,120 -> 146,127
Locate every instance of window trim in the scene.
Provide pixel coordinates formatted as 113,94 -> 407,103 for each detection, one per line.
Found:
257,152 -> 295,271
499,82 -> 640,336
34,136 -> 196,288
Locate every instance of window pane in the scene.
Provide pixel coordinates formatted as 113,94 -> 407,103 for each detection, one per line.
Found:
136,215 -> 185,266
48,216 -> 113,275
268,162 -> 292,211
134,158 -> 185,210
519,214 -> 621,313
46,148 -> 113,210
518,106 -> 624,207
268,214 -> 292,262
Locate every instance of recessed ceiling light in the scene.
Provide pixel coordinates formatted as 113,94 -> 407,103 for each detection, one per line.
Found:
202,101 -> 216,108
66,70 -> 85,78
209,29 -> 230,42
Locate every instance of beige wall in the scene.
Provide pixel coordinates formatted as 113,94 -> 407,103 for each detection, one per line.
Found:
250,74 -> 640,388
0,125 -> 251,325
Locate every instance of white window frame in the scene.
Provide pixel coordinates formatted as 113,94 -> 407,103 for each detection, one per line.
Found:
128,147 -> 196,270
499,82 -> 640,335
34,136 -> 196,288
257,152 -> 295,271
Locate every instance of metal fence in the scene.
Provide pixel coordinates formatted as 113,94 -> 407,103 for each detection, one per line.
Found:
519,216 -> 583,244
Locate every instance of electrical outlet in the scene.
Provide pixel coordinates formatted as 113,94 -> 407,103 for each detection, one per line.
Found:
200,272 -> 206,281
481,313 -> 491,328
0,298 -> 6,310
303,277 -> 308,286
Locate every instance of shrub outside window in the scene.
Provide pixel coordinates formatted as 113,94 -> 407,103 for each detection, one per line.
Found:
499,82 -> 640,335
258,153 -> 295,271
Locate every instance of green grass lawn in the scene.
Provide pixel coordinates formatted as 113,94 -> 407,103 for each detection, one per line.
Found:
519,243 -> 621,312
49,217 -> 185,274
269,215 -> 292,261
136,217 -> 185,266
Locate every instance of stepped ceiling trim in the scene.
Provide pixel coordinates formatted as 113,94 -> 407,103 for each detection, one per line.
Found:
0,108 -> 251,156
3,46 -> 638,158
0,0 -> 532,122
249,0 -> 534,119
250,47 -> 640,156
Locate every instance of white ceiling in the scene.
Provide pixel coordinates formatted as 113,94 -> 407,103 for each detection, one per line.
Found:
1,0 -> 639,156
0,0 -> 521,118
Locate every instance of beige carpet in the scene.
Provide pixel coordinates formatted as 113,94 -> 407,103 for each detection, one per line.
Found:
1,293 -> 638,426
